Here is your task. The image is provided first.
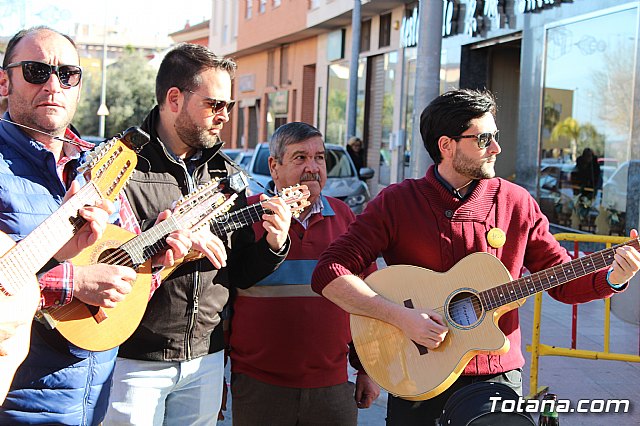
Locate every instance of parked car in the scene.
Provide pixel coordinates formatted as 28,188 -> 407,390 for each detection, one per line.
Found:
222,148 -> 254,170
244,142 -> 375,214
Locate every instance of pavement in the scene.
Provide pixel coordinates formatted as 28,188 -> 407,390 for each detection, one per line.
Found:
218,279 -> 640,425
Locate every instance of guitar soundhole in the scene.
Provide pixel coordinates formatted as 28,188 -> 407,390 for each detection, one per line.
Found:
446,291 -> 483,329
98,248 -> 134,269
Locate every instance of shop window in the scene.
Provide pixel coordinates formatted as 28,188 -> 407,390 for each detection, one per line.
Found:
356,58 -> 366,141
325,60 -> 366,146
539,6 -> 638,235
379,13 -> 392,48
326,63 -> 349,144
378,52 -> 397,186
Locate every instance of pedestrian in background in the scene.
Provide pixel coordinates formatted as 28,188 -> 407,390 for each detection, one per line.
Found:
347,136 -> 365,178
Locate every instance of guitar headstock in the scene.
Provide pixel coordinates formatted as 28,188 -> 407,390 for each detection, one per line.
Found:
77,127 -> 149,202
191,193 -> 238,234
279,184 -> 311,218
173,178 -> 239,232
173,178 -> 223,215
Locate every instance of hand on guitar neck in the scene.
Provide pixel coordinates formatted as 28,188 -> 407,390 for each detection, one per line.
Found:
607,228 -> 640,285
54,181 -> 115,262
257,193 -> 294,252
172,193 -> 295,270
150,209 -> 196,269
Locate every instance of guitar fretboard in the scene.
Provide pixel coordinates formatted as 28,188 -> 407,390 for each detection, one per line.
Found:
120,216 -> 181,267
0,182 -> 102,294
211,202 -> 268,238
479,238 -> 640,310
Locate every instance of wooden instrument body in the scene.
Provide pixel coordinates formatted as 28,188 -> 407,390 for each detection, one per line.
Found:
44,225 -> 152,351
350,253 -> 521,400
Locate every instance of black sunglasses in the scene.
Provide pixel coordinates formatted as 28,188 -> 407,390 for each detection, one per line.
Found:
451,130 -> 500,149
186,90 -> 235,115
4,60 -> 82,88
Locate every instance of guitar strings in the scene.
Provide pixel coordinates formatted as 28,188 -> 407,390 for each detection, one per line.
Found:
74,189 -> 306,271
405,238 -> 640,322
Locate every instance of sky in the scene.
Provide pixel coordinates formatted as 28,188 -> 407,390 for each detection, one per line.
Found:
0,0 -> 212,39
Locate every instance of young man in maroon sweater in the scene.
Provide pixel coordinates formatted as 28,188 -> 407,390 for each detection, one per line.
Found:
311,89 -> 640,425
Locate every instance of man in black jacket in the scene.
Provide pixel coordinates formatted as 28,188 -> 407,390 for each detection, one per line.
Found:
104,43 -> 292,425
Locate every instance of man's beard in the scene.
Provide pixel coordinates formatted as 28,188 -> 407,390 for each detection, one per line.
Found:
174,109 -> 219,150
452,149 -> 496,180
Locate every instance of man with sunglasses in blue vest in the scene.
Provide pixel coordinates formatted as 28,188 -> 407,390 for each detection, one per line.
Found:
312,88 -> 640,425
0,27 -> 193,425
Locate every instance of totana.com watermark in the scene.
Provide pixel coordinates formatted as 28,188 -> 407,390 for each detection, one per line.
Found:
489,396 -> 631,414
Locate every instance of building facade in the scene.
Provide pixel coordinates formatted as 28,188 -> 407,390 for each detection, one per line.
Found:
211,0 -> 640,236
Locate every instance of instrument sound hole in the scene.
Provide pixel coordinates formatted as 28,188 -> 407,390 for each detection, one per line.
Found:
447,291 -> 483,328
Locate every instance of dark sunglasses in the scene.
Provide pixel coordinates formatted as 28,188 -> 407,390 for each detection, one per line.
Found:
3,60 -> 82,88
451,130 -> 500,149
186,89 -> 235,115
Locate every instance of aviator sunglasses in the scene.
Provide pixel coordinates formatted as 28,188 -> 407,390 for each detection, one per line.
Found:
3,60 -> 82,88
450,130 -> 500,149
186,89 -> 235,115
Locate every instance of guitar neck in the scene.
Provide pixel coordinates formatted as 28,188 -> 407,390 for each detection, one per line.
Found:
1,183 -> 101,293
121,216 -> 181,267
480,238 -> 640,311
211,202 -> 267,239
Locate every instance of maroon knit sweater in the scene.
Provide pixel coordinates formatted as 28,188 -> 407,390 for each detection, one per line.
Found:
312,166 -> 620,375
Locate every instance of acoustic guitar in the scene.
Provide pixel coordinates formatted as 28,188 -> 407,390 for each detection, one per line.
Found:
42,183 -> 310,351
350,237 -> 639,401
0,127 -> 148,403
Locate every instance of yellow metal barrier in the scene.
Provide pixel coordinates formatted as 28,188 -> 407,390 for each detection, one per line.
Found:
525,233 -> 640,399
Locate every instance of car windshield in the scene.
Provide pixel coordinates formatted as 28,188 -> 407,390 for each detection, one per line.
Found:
254,146 -> 355,178
254,148 -> 271,175
326,148 -> 355,178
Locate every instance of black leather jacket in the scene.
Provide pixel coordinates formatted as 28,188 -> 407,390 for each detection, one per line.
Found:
118,106 -> 288,361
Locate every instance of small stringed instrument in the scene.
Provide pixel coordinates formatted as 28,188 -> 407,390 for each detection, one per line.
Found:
42,183 -> 310,351
158,184 -> 311,282
0,127 -> 148,403
350,237 -> 639,401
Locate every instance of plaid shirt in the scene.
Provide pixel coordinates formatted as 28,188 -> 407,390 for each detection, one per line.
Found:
37,130 -> 148,308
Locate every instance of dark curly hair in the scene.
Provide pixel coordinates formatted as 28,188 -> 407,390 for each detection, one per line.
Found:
419,89 -> 497,164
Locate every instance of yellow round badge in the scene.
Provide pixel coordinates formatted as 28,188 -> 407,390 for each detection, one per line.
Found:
487,227 -> 506,248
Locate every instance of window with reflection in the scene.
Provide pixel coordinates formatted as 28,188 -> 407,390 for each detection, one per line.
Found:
326,63 -> 348,145
539,6 -> 637,235
326,61 -> 366,145
379,51 -> 397,186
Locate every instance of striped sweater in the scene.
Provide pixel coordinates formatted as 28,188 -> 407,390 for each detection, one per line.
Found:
230,194 -> 374,388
